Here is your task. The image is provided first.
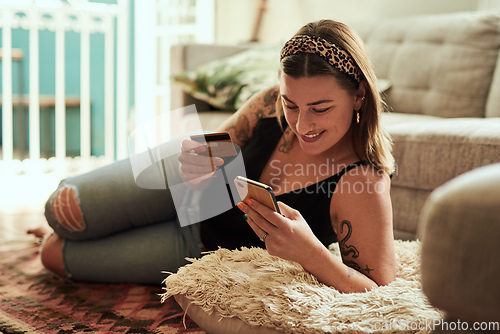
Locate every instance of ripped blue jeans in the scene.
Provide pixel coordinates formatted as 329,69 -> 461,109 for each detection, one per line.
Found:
44,155 -> 202,286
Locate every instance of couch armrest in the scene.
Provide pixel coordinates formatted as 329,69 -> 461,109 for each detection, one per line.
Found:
170,43 -> 252,111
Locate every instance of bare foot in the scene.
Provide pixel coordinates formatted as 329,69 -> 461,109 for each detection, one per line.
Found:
27,226 -> 51,239
40,234 -> 66,279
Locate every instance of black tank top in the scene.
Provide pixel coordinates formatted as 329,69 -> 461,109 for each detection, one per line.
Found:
199,117 -> 366,251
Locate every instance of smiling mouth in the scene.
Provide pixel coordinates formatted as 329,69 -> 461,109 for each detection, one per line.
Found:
304,132 -> 321,139
301,130 -> 325,142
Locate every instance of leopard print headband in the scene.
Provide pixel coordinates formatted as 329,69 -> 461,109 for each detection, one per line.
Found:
280,35 -> 362,83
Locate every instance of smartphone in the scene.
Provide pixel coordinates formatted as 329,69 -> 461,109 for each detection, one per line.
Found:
234,176 -> 281,214
190,132 -> 238,158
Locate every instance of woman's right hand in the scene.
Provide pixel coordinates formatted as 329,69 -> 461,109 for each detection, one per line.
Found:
178,138 -> 224,190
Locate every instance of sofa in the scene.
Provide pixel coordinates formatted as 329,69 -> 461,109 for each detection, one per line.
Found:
170,9 -> 500,241
167,9 -> 500,332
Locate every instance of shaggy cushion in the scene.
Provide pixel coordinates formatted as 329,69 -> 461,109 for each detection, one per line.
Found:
161,240 -> 443,333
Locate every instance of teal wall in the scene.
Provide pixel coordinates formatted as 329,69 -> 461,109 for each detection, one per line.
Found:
0,0 -> 135,158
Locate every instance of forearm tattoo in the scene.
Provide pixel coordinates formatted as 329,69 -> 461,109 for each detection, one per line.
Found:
339,220 -> 374,277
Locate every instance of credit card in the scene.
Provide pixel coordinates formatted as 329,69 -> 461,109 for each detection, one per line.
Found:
190,132 -> 238,158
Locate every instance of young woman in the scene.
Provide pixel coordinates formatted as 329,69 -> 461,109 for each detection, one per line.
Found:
35,19 -> 396,293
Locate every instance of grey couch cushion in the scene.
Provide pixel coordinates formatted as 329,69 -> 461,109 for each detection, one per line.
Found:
353,11 -> 500,118
381,113 -> 500,238
486,47 -> 500,118
383,114 -> 500,191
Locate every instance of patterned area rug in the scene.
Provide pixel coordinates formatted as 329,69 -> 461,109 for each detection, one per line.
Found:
0,241 -> 205,334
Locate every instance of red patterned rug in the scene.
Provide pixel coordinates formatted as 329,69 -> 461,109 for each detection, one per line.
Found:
0,240 -> 205,334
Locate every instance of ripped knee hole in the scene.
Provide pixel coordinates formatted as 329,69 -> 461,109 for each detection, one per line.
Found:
51,185 -> 86,232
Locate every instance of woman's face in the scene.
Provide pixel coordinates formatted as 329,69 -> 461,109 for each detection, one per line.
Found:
279,73 -> 364,157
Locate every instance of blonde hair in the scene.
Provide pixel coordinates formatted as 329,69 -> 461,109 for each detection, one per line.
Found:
277,20 -> 395,175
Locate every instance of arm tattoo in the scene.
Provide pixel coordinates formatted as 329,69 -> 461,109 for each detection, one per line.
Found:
263,88 -> 279,115
339,220 -> 375,277
339,220 -> 359,259
229,87 -> 279,145
362,265 -> 374,274
227,114 -> 251,145
254,108 -> 264,121
256,86 -> 278,118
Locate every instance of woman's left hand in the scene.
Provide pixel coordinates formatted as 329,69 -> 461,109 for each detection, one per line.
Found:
237,199 -> 323,265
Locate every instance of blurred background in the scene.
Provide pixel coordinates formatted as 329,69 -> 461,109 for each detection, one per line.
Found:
0,0 -> 498,215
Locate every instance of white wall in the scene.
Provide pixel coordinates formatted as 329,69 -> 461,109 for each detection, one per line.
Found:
215,0 -> 482,44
